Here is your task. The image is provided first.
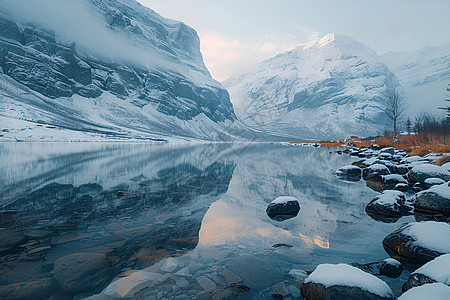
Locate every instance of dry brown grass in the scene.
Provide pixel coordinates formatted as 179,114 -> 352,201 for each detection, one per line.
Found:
436,156 -> 450,166
299,133 -> 450,156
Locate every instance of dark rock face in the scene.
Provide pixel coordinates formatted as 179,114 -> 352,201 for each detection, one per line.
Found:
407,165 -> 449,185
266,199 -> 300,221
402,273 -> 437,292
376,260 -> 404,278
300,282 -> 394,300
414,189 -> 450,216
382,226 -> 445,271
53,253 -> 113,293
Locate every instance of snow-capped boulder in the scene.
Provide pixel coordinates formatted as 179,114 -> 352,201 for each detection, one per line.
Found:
363,164 -> 391,180
380,147 -> 395,155
423,178 -> 446,189
335,165 -> 362,181
398,283 -> 450,300
266,196 -> 300,221
414,183 -> 450,216
367,174 -> 408,192
408,164 -> 450,184
376,258 -> 404,278
365,190 -> 411,223
394,183 -> 410,193
300,264 -> 394,300
402,254 -> 450,292
383,222 -> 450,270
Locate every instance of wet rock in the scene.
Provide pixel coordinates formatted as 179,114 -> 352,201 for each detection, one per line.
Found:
176,277 -> 190,288
414,183 -> 450,216
393,183 -> 410,193
402,254 -> 450,292
224,255 -> 284,288
54,252 -> 113,293
104,270 -> 168,298
366,174 -> 407,192
301,264 -> 394,300
365,190 -> 411,223
376,258 -> 404,278
175,267 -> 191,277
402,273 -> 437,292
160,257 -> 178,273
288,269 -> 308,281
0,277 -> 60,300
266,196 -> 300,221
382,222 -> 450,270
398,283 -> 450,300
363,164 -> 390,180
196,276 -> 216,291
219,270 -> 242,284
271,282 -> 289,296
272,243 -> 293,248
197,283 -> 251,300
335,165 -> 362,181
287,284 -> 301,297
408,164 -> 449,184
0,230 -> 25,253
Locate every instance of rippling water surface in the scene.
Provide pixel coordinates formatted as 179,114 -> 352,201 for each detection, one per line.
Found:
0,143 -> 414,299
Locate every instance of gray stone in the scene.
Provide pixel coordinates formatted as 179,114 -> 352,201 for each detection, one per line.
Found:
104,270 -> 168,298
176,277 -> 190,288
271,282 -> 289,296
287,285 -> 300,297
196,276 -> 216,291
219,270 -> 242,284
160,257 -> 178,273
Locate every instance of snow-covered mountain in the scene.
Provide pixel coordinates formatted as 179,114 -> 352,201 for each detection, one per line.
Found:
381,43 -> 450,115
224,34 -> 400,140
0,0 -> 237,141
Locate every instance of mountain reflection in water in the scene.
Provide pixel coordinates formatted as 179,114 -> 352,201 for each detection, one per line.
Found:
0,143 -> 414,299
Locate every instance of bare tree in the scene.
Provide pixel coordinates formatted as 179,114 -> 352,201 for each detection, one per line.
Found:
380,87 -> 406,141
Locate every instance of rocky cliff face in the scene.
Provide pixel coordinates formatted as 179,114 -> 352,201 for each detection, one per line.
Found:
0,0 -> 236,141
224,34 -> 400,140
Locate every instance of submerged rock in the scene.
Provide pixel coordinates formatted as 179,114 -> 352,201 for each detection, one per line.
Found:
0,277 -> 59,300
197,283 -> 251,300
351,258 -> 404,278
266,196 -> 300,221
53,253 -> 113,293
300,263 -> 394,300
104,270 -> 168,298
382,222 -> 450,270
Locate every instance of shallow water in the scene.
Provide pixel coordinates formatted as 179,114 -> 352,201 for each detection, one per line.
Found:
0,143 -> 414,299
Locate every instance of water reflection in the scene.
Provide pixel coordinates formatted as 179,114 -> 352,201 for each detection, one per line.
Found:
0,143 -> 414,299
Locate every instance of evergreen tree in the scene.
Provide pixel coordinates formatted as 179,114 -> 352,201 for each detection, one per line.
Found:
405,117 -> 412,135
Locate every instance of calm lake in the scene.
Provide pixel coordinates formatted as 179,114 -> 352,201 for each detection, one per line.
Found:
0,143 -> 414,299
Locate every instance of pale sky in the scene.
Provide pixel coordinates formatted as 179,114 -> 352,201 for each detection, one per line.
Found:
138,0 -> 450,82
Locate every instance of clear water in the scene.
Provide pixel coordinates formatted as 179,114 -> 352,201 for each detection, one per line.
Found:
0,143 -> 414,299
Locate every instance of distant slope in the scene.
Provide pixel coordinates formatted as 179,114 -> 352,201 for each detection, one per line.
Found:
0,0 -> 238,141
224,34 -> 400,140
381,43 -> 450,115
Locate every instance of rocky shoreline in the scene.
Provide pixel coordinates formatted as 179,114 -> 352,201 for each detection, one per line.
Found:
300,145 -> 450,299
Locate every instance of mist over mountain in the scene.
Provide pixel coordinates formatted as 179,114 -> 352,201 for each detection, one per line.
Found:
381,43 -> 450,115
0,0 -> 237,141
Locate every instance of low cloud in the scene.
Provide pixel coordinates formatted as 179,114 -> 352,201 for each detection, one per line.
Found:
199,29 -> 317,82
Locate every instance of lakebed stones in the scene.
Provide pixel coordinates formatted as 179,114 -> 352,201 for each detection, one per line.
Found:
104,270 -> 169,298
365,190 -> 411,223
0,277 -> 59,300
197,283 -> 251,300
53,252 -> 113,293
382,221 -> 450,270
300,263 -> 394,300
266,196 -> 300,221
402,254 -> 450,292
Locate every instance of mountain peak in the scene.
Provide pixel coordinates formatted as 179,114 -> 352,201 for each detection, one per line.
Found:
301,33 -> 377,57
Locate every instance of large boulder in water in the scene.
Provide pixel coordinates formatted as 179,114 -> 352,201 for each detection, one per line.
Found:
414,183 -> 450,216
363,164 -> 391,180
407,164 -> 449,184
335,165 -> 362,181
382,221 -> 450,271
266,196 -> 300,221
402,254 -> 450,292
365,190 -> 411,223
300,263 -> 394,300
54,252 -> 114,293
366,174 -> 408,192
